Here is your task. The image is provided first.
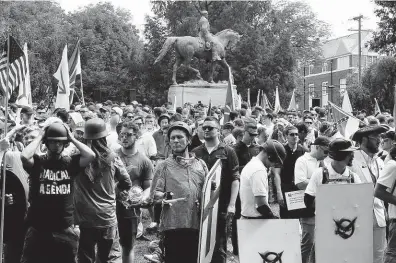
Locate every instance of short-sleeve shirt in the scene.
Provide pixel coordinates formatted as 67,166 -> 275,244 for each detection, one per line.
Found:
305,164 -> 361,197
192,142 -> 239,212
25,154 -> 81,231
240,157 -> 268,217
116,149 -> 153,218
136,133 -> 157,158
294,153 -> 322,185
377,159 -> 396,219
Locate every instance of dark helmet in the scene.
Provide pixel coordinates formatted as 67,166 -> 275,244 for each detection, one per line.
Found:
45,122 -> 68,141
158,113 -> 170,126
83,118 -> 108,140
263,140 -> 287,166
167,121 -> 192,139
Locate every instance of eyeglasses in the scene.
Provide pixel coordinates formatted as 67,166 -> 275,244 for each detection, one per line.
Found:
305,122 -> 313,125
202,126 -> 216,131
288,133 -> 299,137
120,132 -> 136,138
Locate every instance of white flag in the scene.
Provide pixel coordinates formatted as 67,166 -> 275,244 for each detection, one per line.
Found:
16,43 -> 32,107
274,87 -> 282,113
342,89 -> 353,115
54,45 -> 70,110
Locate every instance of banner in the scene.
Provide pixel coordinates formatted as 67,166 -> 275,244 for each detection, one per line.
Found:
274,87 -> 282,113
53,45 -> 70,110
238,219 -> 302,263
198,159 -> 222,263
316,183 -> 373,263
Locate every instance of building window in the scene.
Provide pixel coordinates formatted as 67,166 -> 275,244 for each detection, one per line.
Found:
322,62 -> 328,72
322,82 -> 328,106
309,65 -> 314,75
337,56 -> 350,70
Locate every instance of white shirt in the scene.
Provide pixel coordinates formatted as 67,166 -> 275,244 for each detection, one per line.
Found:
240,157 -> 268,217
305,164 -> 361,197
377,160 -> 396,219
350,149 -> 386,227
106,130 -> 119,150
136,132 -> 157,158
294,153 -> 322,185
263,122 -> 274,138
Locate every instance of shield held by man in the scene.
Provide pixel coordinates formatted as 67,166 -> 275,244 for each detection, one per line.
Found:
315,183 -> 373,263
198,159 -> 222,263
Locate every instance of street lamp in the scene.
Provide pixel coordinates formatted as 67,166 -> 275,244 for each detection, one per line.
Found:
328,85 -> 335,102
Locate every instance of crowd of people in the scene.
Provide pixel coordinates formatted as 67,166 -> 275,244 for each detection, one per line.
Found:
1,98 -> 396,263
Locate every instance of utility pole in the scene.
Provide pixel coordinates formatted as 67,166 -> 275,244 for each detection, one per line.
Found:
349,15 -> 364,88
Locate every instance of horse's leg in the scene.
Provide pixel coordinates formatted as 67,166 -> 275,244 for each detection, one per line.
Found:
185,63 -> 203,80
208,61 -> 216,83
172,57 -> 182,85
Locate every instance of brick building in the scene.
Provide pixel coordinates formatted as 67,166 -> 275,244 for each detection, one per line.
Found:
300,30 -> 379,110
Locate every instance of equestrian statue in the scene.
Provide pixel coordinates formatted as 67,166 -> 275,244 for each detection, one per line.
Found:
154,10 -> 242,85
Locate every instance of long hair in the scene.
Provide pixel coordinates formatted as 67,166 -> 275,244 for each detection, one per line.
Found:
85,137 -> 115,181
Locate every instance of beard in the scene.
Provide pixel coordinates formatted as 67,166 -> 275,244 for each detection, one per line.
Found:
366,141 -> 379,154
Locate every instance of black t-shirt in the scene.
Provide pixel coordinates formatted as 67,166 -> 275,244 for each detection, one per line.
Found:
25,154 -> 81,231
280,144 -> 306,193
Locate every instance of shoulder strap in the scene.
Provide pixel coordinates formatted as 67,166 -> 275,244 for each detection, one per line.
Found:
349,171 -> 354,183
314,130 -> 318,138
322,167 -> 329,184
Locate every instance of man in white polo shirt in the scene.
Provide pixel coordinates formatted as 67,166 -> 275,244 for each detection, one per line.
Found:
294,136 -> 330,263
240,140 -> 286,219
375,147 -> 396,263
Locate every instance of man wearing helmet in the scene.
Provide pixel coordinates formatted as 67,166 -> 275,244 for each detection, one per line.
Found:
20,122 -> 95,263
148,121 -> 208,263
115,121 -> 153,263
73,118 -> 132,263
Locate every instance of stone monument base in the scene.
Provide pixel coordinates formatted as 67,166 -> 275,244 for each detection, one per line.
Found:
168,81 -> 237,107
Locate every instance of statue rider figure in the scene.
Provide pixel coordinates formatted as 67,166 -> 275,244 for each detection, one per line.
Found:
198,10 -> 220,61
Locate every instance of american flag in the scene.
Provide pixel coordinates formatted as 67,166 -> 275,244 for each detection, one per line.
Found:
68,39 -> 81,104
0,36 -> 27,99
328,101 -> 360,138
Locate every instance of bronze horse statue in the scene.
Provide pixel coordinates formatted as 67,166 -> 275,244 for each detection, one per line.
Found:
154,29 -> 241,85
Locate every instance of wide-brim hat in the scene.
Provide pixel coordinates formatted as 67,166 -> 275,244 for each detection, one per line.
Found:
351,125 -> 389,141
329,138 -> 359,152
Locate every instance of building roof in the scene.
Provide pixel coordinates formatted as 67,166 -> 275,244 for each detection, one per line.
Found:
322,30 -> 373,59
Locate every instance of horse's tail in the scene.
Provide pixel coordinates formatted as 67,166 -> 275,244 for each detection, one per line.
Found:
154,37 -> 178,64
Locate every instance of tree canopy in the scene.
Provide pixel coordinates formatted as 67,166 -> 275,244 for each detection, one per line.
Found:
0,1 -> 329,107
369,2 -> 396,55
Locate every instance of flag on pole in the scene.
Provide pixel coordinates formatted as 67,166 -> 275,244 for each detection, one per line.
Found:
54,45 -> 70,111
341,89 -> 353,115
287,89 -> 297,111
274,87 -> 282,113
256,89 -> 261,107
223,66 -> 235,123
247,88 -> 251,108
237,94 -> 242,110
329,101 -> 360,139
207,99 -> 212,116
68,39 -> 82,104
173,95 -> 177,112
264,93 -> 272,110
374,98 -> 381,116
16,43 -> 32,107
0,36 -> 27,99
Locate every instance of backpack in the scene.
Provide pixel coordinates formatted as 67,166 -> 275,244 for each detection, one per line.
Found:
322,166 -> 354,184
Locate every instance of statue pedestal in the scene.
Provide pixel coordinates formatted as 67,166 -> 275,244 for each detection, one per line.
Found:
168,82 -> 237,107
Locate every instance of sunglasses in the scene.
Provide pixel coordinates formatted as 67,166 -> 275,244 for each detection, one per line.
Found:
202,126 -> 216,131
125,115 -> 134,119
288,133 -> 299,137
120,132 -> 136,138
305,122 -> 313,124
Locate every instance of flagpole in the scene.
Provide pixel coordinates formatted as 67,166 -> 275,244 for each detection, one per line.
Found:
80,76 -> 85,105
0,34 -> 11,263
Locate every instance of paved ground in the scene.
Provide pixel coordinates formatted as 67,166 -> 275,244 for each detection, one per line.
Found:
135,210 -> 239,263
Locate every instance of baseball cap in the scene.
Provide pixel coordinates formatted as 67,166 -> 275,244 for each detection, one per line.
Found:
329,138 -> 358,152
112,107 -> 123,116
311,136 -> 330,148
223,122 -> 234,130
21,106 -> 34,115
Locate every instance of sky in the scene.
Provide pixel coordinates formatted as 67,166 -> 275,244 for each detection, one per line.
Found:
58,0 -> 379,39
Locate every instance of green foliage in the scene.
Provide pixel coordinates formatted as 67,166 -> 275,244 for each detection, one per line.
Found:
346,73 -> 372,112
146,0 -> 329,107
369,2 -> 396,55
